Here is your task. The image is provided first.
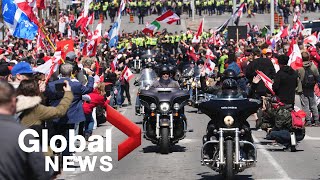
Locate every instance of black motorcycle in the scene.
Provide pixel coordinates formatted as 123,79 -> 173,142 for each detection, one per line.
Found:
199,90 -> 261,179
139,87 -> 190,154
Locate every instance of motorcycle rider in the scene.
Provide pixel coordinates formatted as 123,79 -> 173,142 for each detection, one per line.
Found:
151,65 -> 180,88
203,69 -> 256,160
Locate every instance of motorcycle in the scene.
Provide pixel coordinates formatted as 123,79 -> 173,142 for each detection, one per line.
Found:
139,87 -> 190,154
198,90 -> 261,179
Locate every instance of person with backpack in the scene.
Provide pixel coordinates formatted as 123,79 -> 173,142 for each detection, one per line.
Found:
297,51 -> 320,126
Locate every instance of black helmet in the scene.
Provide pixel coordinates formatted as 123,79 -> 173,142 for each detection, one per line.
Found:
190,60 -> 195,64
223,69 -> 237,79
197,59 -> 205,65
160,65 -> 170,75
222,79 -> 238,90
146,63 -> 153,69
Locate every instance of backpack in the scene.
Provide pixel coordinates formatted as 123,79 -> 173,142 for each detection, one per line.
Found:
302,67 -> 316,89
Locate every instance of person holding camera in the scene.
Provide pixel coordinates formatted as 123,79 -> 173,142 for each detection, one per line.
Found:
44,63 -> 94,156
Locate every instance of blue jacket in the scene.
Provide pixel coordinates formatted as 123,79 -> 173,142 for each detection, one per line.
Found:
45,77 -> 94,124
227,62 -> 241,76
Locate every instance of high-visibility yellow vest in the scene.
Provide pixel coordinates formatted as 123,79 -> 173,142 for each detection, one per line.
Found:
151,38 -> 157,45
203,1 -> 208,6
195,0 -> 200,5
175,35 -> 180,42
170,36 -> 175,44
316,0 -> 319,3
303,0 -> 308,3
216,1 -> 220,6
208,1 -> 213,5
89,2 -> 94,9
168,1 -> 172,6
103,2 -> 108,11
146,1 -> 151,6
296,0 -> 300,4
229,0 -> 233,5
178,2 -> 182,7
138,1 -> 143,6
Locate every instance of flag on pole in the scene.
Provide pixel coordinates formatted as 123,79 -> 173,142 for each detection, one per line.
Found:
192,18 -> 204,43
155,10 -> 180,24
142,21 -> 161,35
108,0 -> 126,48
121,66 -> 134,81
233,3 -> 245,26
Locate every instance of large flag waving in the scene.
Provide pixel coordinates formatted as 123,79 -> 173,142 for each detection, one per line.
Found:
108,0 -> 126,48
2,0 -> 38,40
233,3 -> 245,26
155,10 -> 180,24
142,21 -> 161,35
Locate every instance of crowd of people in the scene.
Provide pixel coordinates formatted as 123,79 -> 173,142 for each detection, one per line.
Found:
0,0 -> 320,178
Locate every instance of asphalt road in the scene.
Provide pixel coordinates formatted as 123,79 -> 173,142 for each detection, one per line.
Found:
58,73 -> 320,180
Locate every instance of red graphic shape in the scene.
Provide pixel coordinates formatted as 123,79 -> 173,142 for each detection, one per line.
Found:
105,104 -> 141,160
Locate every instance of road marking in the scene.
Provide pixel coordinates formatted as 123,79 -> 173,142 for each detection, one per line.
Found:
178,138 -> 200,144
252,135 -> 291,180
304,135 -> 320,140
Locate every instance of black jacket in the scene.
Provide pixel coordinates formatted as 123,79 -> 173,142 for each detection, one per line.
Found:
273,66 -> 298,105
246,57 -> 276,96
0,115 -> 50,180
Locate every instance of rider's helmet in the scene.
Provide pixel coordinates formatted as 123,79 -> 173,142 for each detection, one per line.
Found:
222,69 -> 237,80
146,62 -> 153,69
197,58 -> 205,66
190,60 -> 195,65
221,78 -> 238,90
160,65 -> 170,76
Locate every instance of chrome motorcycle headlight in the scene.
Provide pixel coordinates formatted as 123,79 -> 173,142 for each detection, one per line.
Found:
160,102 -> 170,113
150,103 -> 157,111
224,116 -> 234,127
173,103 -> 179,110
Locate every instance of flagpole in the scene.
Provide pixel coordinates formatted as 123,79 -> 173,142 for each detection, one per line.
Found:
232,0 -> 236,24
191,0 -> 195,21
39,24 -> 65,64
271,0 -> 275,34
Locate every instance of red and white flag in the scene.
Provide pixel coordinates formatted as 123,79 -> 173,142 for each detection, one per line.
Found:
280,25 -> 290,38
192,18 -> 203,43
121,66 -> 134,81
303,32 -> 318,46
287,39 -> 303,70
155,10 -> 180,24
205,48 -> 215,60
205,59 -> 216,74
256,70 -> 275,95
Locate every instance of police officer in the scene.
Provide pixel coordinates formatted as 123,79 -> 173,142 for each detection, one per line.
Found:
137,0 -> 146,24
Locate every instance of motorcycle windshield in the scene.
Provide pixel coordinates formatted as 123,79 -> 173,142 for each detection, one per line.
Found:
139,69 -> 157,88
199,90 -> 262,119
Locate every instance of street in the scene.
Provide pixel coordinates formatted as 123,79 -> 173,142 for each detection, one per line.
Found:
59,77 -> 320,180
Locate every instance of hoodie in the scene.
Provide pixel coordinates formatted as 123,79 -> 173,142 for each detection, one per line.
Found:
273,65 -> 298,105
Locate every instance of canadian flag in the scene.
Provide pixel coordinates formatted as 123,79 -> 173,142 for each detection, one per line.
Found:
205,59 -> 216,74
34,51 -> 62,83
287,39 -> 303,70
256,70 -> 275,95
206,48 -> 215,60
121,66 -> 134,81
192,18 -> 203,44
280,25 -> 290,38
303,32 -> 318,46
